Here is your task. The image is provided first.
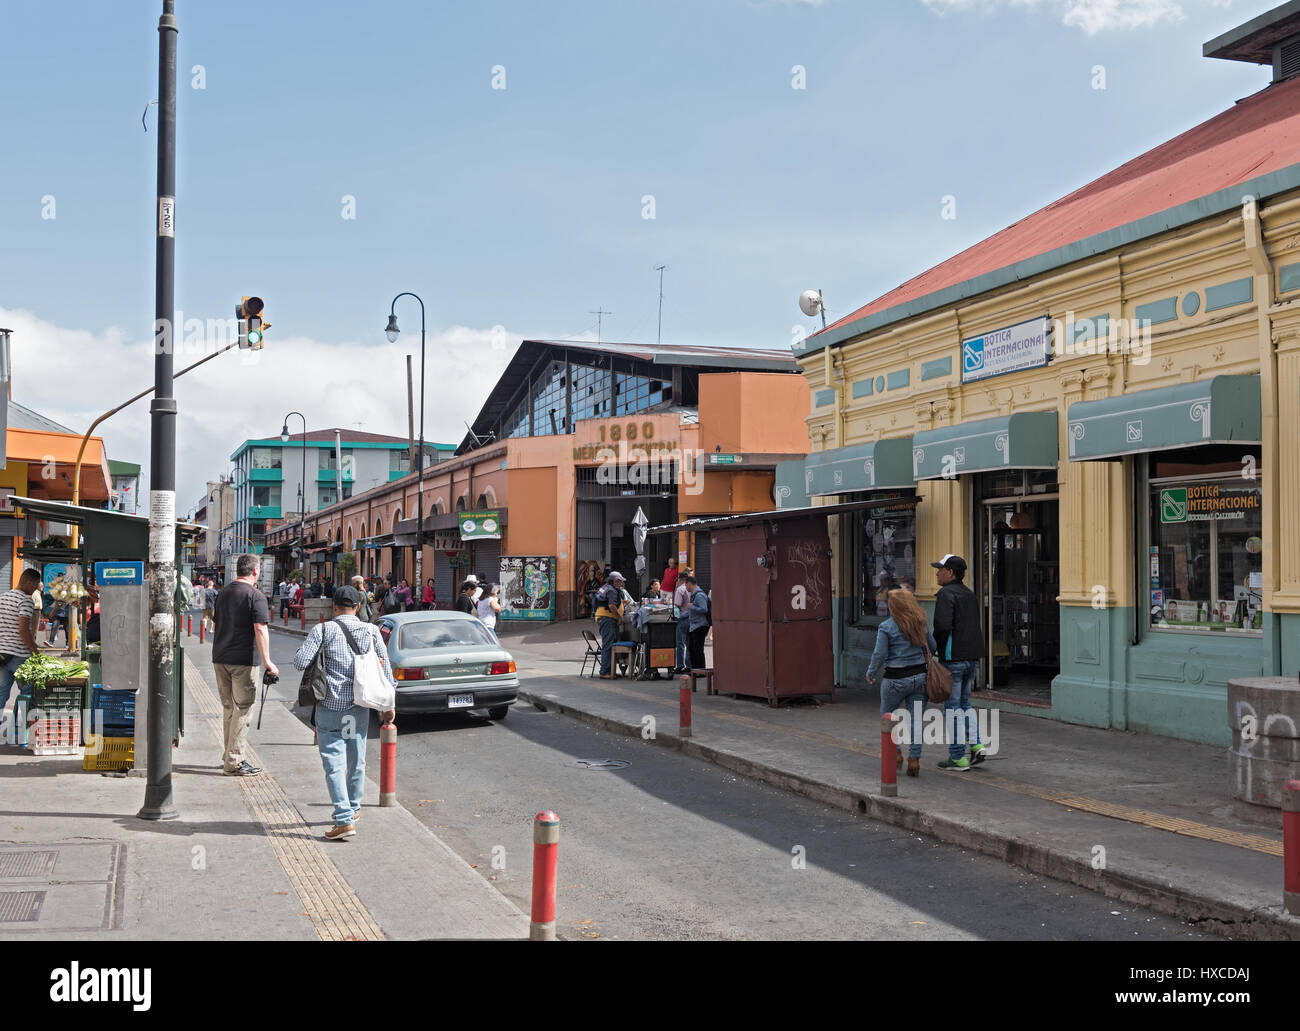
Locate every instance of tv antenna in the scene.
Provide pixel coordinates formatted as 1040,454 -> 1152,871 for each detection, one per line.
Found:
654,265 -> 668,344
588,308 -> 612,342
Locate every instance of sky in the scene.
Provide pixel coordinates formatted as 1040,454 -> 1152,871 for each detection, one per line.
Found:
0,0 -> 1271,514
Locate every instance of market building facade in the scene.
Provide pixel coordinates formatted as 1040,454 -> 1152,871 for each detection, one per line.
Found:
266,339 -> 809,619
793,10 -> 1300,745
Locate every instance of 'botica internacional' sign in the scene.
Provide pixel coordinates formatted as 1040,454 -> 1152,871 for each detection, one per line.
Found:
962,316 -> 1050,383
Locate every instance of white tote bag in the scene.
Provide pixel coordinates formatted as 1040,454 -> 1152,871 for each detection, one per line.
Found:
340,623 -> 395,711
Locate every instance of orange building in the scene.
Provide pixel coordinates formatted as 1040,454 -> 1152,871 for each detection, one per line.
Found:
267,341 -> 809,619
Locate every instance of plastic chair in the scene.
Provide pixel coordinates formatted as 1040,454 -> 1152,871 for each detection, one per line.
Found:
580,629 -> 601,678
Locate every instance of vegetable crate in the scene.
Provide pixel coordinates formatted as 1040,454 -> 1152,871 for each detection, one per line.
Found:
83,735 -> 133,772
31,714 -> 82,755
89,686 -> 135,735
28,682 -> 85,713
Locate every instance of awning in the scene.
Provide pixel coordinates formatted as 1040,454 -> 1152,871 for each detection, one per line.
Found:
774,458 -> 810,509
649,496 -> 921,535
912,411 -> 1058,480
805,437 -> 914,496
1066,375 -> 1260,461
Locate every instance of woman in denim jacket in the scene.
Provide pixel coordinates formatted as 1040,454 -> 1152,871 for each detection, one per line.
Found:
865,588 -> 937,778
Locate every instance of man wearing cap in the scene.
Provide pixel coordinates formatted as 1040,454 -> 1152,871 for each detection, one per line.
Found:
292,585 -> 396,840
931,554 -> 988,770
592,571 -> 625,679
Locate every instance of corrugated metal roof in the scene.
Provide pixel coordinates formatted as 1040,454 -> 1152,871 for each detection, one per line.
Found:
8,401 -> 76,434
815,75 -> 1300,346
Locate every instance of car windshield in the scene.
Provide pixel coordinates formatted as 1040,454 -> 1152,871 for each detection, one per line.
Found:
398,618 -> 495,650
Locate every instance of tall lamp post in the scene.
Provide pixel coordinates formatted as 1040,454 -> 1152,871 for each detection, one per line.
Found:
139,0 -> 179,822
385,293 -> 425,594
281,412 -> 308,593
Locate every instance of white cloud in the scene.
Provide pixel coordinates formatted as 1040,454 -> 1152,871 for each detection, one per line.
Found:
0,306 -> 520,516
921,0 -> 1219,33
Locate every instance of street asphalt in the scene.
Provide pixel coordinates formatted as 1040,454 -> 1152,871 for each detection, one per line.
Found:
264,628 -> 1216,941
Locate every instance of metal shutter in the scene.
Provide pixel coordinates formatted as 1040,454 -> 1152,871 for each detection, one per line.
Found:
471,538 -> 501,585
434,550 -> 453,606
693,532 -> 711,592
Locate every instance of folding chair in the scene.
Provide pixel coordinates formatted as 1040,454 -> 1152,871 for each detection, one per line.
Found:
580,629 -> 601,678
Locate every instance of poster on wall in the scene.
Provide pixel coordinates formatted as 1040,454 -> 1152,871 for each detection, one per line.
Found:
498,556 -> 555,621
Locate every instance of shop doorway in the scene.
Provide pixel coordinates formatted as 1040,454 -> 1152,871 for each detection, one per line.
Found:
976,473 -> 1060,705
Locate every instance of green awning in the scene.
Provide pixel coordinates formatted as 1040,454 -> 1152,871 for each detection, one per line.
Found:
774,458 -> 811,508
1066,375 -> 1261,461
912,411 -> 1058,480
805,437 -> 914,496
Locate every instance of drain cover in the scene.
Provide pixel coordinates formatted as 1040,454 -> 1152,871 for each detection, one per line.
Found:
0,890 -> 46,922
569,758 -> 630,770
0,850 -> 58,879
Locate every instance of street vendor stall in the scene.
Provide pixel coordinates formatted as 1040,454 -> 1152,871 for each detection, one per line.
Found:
11,496 -> 200,770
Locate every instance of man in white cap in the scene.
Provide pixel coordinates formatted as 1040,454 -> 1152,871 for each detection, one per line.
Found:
592,571 -> 625,679
464,573 -> 482,605
931,554 -> 988,770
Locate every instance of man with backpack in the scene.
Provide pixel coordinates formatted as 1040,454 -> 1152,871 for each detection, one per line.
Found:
682,573 -> 712,671
931,553 -> 988,771
291,586 -> 396,840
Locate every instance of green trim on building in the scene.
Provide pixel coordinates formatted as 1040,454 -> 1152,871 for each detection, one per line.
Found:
248,467 -> 283,481
248,505 -> 281,519
886,368 -> 910,390
912,411 -> 1058,480
851,378 -> 875,398
1134,297 -> 1178,324
1066,374 -> 1261,461
1182,292 -> 1201,316
316,468 -> 354,483
774,458 -> 811,509
1279,261 -> 1300,293
106,459 -> 141,476
1204,276 -> 1253,312
814,389 -> 836,408
387,470 -> 409,481
920,357 -> 952,381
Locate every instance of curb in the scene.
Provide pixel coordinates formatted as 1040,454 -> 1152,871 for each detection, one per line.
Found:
518,685 -> 1300,941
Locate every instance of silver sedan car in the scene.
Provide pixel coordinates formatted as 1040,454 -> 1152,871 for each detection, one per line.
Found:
375,611 -> 519,719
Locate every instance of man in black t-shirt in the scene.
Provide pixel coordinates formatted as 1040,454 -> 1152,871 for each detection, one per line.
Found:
211,554 -> 279,777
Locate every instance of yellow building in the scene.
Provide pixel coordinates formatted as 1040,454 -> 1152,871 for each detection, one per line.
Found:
793,9 -> 1300,744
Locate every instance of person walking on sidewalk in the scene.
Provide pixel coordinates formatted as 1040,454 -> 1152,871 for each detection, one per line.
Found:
202,580 -> 218,634
350,575 -> 372,622
671,566 -> 693,673
455,580 -> 477,615
931,553 -> 988,771
291,586 -> 396,841
211,555 -> 279,777
476,583 -> 502,636
593,571 -> 625,679
866,588 -> 937,778
1,569 -> 43,715
682,574 -> 712,671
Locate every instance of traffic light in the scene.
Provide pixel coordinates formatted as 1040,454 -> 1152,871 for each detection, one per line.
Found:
236,296 -> 269,350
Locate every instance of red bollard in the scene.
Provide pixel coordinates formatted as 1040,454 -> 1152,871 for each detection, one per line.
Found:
881,714 -> 899,797
199,619 -> 205,644
530,810 -> 559,941
379,722 -> 397,807
300,605 -> 305,630
678,678 -> 692,738
1285,780 -> 1300,916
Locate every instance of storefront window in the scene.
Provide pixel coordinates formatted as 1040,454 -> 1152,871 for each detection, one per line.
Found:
858,497 -> 918,622
1148,466 -> 1262,634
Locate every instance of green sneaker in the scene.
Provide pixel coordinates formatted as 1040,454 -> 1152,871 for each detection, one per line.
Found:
969,743 -> 989,765
937,757 -> 971,771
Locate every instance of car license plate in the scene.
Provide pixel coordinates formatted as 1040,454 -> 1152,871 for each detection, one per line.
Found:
448,694 -> 475,709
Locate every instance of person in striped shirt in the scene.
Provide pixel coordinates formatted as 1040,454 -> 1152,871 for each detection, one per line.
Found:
0,570 -> 43,716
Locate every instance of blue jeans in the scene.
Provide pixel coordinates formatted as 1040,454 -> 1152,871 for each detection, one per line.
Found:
597,617 -> 619,675
943,659 -> 980,759
880,673 -> 927,759
315,704 -> 371,826
675,614 -> 690,669
1,654 -> 28,712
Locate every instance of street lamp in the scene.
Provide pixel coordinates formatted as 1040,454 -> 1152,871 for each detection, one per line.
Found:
385,293 -> 426,594
281,411 -> 307,595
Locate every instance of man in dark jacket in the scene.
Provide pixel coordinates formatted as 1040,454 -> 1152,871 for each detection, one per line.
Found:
931,554 -> 988,771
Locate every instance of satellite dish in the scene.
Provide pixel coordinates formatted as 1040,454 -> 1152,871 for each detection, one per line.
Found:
799,290 -> 823,318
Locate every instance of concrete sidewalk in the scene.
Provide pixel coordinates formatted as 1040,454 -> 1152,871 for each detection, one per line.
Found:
0,636 -> 528,941
501,620 -> 1300,941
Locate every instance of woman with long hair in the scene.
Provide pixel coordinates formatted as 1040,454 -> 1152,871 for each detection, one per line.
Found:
865,588 -> 938,777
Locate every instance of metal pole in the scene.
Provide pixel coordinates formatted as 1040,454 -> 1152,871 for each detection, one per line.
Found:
389,293 -> 426,597
139,0 -> 178,821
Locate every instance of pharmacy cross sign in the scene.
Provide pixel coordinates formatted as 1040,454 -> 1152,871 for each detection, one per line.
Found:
1160,488 -> 1188,523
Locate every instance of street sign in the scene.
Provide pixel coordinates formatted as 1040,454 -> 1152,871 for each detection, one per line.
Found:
95,561 -> 144,586
709,454 -> 742,465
